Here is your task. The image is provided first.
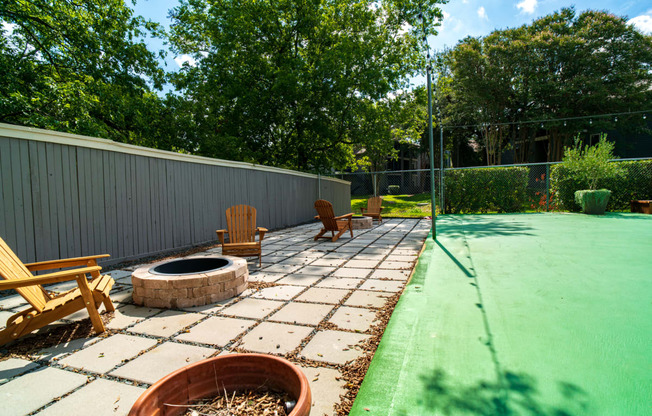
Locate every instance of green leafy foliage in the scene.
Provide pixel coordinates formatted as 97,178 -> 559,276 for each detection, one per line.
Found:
444,167 -> 529,213
435,8 -> 652,164
561,134 -> 622,190
168,0 -> 444,172
574,189 -> 611,214
551,159 -> 652,211
0,0 -> 170,147
351,193 -> 432,218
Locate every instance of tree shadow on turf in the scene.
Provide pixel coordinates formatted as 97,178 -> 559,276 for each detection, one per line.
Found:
399,368 -> 590,416
436,216 -> 536,239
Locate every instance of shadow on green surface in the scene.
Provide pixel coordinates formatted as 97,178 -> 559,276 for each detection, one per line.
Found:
437,216 -> 535,239
399,369 -> 590,416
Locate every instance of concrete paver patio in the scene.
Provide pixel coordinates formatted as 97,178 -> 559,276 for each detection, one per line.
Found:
0,219 -> 429,416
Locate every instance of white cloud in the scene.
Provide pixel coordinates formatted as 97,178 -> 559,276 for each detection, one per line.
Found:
398,21 -> 412,35
477,7 -> 488,20
628,13 -> 652,34
516,0 -> 538,14
174,54 -> 196,67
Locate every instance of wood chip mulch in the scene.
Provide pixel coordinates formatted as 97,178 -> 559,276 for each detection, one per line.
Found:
178,388 -> 291,416
333,290 -> 403,416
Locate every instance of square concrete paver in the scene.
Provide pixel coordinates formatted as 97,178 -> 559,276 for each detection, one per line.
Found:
316,278 -> 361,290
248,272 -> 286,283
35,378 -> 146,416
262,264 -> 303,274
309,258 -> 347,267
369,269 -> 411,281
220,298 -> 284,319
377,261 -> 413,270
239,322 -> 312,354
268,302 -> 334,326
332,268 -> 372,279
385,255 -> 417,262
0,295 -> 28,309
344,290 -> 391,308
300,366 -> 346,416
275,274 -> 322,286
1,367 -> 87,415
176,316 -> 256,346
0,358 -> 40,384
59,334 -> 157,374
250,285 -> 304,301
328,306 -> 377,332
110,342 -> 217,384
359,279 -> 405,292
128,310 -> 203,337
296,288 -> 350,305
344,259 -> 381,269
35,336 -> 101,362
300,330 -> 370,365
295,266 -> 336,276
106,304 -> 161,330
109,289 -> 134,304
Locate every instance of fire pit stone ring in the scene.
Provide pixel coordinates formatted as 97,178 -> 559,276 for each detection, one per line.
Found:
131,255 -> 248,308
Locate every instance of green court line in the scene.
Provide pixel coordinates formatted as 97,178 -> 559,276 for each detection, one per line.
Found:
350,213 -> 652,416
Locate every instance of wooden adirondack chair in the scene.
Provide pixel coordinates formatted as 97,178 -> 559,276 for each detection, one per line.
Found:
360,196 -> 383,223
0,237 -> 115,346
313,199 -> 353,242
216,205 -> 267,267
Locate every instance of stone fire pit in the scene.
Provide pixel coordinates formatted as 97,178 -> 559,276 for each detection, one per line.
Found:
131,256 -> 248,308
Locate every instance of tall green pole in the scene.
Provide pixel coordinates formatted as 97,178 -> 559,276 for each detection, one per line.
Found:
427,63 -> 436,240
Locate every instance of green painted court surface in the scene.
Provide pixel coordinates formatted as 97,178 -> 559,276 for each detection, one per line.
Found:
351,213 -> 652,416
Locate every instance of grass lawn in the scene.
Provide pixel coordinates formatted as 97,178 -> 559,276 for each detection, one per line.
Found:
351,194 -> 435,217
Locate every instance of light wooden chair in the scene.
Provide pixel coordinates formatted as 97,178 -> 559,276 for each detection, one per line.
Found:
360,196 -> 383,223
216,205 -> 267,267
0,237 -> 115,346
313,199 -> 353,242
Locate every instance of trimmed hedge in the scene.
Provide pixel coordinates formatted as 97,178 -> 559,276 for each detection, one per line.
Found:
550,160 -> 652,211
444,167 -> 529,213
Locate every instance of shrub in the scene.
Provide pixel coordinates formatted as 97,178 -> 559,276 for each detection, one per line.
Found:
551,159 -> 652,211
444,167 -> 529,213
387,185 -> 400,195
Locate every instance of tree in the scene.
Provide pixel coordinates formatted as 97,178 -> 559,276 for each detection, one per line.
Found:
438,8 -> 652,165
0,0 -> 170,146
168,0 -> 444,172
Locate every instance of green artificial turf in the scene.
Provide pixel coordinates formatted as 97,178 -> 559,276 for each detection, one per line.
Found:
351,212 -> 652,416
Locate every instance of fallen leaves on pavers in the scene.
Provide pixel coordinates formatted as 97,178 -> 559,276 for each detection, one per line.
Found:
0,312 -> 115,361
333,290 -> 403,416
247,281 -> 278,291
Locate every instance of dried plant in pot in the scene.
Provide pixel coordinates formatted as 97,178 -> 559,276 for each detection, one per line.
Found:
129,353 -> 311,416
563,134 -> 623,215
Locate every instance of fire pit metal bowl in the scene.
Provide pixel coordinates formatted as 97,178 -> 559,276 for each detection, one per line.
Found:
131,255 -> 248,309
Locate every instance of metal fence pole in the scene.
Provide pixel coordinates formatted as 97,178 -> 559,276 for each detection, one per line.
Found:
545,163 -> 550,212
427,63 -> 436,239
318,173 -> 321,200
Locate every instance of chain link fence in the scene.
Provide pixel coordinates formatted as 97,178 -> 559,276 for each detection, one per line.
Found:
332,158 -> 652,214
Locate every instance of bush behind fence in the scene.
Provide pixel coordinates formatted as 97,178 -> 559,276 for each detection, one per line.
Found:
335,158 -> 652,214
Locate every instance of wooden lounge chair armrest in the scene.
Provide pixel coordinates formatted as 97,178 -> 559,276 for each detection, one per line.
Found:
334,213 -> 353,220
314,215 -> 321,220
25,254 -> 110,272
360,207 -> 367,214
216,230 -> 226,244
378,207 -> 384,213
0,266 -> 103,290
257,227 -> 268,241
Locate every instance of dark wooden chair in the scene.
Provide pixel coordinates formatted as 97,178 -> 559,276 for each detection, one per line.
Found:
360,196 -> 383,223
216,205 -> 267,267
0,237 -> 115,346
313,199 -> 353,242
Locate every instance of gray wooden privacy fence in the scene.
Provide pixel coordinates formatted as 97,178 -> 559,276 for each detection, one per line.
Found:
0,123 -> 350,266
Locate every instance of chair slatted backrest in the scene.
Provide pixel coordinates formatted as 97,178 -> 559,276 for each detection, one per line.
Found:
314,200 -> 338,231
226,205 -> 257,243
367,196 -> 383,214
0,237 -> 48,312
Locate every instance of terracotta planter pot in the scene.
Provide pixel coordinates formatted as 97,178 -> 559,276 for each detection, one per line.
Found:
129,354 -> 311,416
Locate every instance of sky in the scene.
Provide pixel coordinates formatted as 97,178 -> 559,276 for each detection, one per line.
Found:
132,0 -> 652,88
